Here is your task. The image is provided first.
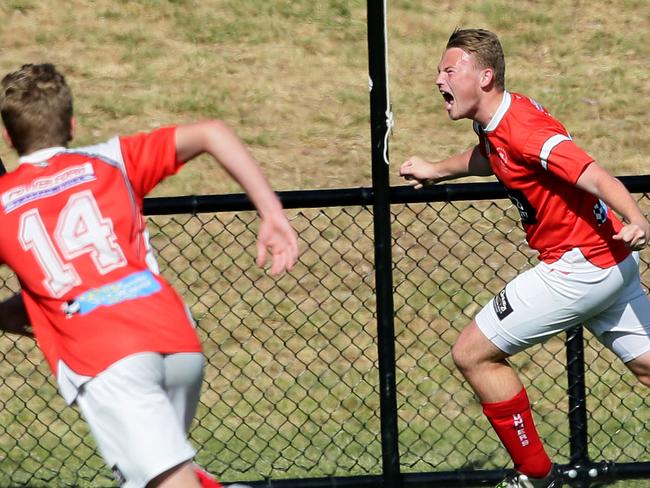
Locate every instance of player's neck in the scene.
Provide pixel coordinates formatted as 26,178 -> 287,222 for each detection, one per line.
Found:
19,142 -> 69,157
474,89 -> 506,129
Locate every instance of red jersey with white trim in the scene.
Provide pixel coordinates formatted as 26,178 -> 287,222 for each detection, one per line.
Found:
474,91 -> 629,267
0,126 -> 201,376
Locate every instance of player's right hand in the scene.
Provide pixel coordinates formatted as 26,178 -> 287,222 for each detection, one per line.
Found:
399,156 -> 436,190
256,213 -> 299,277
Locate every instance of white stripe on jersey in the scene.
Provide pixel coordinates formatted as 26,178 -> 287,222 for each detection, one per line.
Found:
539,133 -> 571,170
73,137 -> 151,271
484,91 -> 511,132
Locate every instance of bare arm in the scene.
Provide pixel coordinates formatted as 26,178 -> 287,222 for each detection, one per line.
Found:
0,294 -> 32,337
576,162 -> 649,250
175,120 -> 299,275
399,145 -> 492,189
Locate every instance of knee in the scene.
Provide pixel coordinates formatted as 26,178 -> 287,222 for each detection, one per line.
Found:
452,321 -> 508,376
626,351 -> 650,387
633,368 -> 650,387
451,334 -> 477,375
638,375 -> 650,387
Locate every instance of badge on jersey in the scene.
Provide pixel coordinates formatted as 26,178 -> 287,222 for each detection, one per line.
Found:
593,199 -> 609,226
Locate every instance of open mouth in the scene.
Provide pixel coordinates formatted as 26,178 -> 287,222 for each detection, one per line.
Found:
441,90 -> 454,104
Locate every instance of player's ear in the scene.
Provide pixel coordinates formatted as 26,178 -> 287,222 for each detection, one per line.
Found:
479,68 -> 495,89
2,128 -> 14,149
68,116 -> 76,143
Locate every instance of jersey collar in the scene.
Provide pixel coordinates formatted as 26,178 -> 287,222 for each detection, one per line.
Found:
19,147 -> 66,165
482,90 -> 511,133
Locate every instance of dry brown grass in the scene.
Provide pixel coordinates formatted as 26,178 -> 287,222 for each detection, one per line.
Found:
0,2 -> 649,485
0,0 -> 647,197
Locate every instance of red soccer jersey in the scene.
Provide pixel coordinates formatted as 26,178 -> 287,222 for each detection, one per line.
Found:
474,91 -> 629,267
0,126 -> 201,376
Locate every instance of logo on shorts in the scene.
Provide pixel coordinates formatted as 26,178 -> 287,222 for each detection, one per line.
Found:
493,288 -> 513,320
111,465 -> 126,485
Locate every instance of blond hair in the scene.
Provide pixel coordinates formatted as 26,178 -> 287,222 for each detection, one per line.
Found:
446,29 -> 506,90
0,63 -> 73,155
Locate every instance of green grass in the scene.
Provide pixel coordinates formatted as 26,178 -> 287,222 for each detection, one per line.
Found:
0,0 -> 649,486
0,201 -> 649,486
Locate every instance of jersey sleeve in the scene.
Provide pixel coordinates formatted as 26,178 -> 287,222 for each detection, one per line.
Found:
522,128 -> 594,184
119,126 -> 182,197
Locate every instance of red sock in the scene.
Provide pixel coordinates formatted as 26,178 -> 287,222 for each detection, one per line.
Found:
193,466 -> 224,488
482,388 -> 552,478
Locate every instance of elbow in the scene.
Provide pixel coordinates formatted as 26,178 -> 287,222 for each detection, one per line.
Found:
189,119 -> 233,141
202,119 -> 232,135
200,119 -> 239,146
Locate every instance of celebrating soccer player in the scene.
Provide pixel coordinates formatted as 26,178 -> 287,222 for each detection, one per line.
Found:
399,28 -> 650,488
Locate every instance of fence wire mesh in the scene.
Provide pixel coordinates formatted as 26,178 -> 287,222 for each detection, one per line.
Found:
0,194 -> 648,487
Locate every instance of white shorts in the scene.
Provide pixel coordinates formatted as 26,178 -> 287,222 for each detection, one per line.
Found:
74,352 -> 204,488
476,249 -> 650,362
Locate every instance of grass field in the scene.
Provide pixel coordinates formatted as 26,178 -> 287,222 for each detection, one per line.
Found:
0,0 -> 649,487
0,0 -> 648,192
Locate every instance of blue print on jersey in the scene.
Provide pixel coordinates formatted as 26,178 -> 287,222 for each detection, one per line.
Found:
2,163 -> 96,213
63,270 -> 161,317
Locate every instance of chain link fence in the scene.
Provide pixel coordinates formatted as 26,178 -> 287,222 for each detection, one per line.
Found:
0,187 -> 648,487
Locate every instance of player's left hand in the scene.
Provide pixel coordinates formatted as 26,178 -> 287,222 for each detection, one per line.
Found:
613,222 -> 650,251
256,213 -> 299,276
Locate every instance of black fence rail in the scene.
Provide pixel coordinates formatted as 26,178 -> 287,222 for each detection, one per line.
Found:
0,178 -> 648,488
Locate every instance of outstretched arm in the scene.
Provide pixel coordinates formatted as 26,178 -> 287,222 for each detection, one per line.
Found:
399,145 -> 492,189
576,162 -> 649,251
175,121 -> 299,275
0,294 -> 32,337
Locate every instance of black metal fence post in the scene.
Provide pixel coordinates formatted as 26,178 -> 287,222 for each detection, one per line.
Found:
565,325 -> 591,487
366,1 -> 401,487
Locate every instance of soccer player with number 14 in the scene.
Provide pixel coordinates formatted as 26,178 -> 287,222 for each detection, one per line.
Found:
0,63 -> 298,488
